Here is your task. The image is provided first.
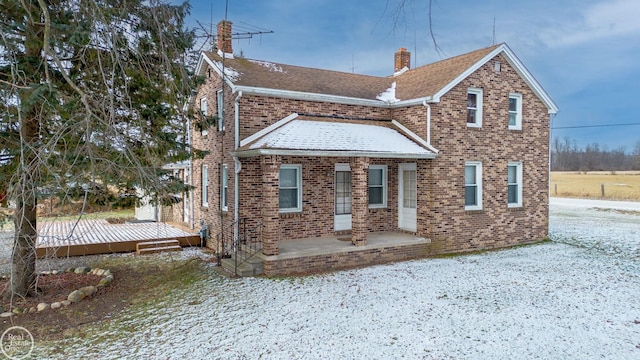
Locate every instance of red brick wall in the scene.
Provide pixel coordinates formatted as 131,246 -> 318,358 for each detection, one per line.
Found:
263,241 -> 432,276
239,156 -> 410,242
423,54 -> 550,253
191,70 -> 236,249
195,52 -> 550,255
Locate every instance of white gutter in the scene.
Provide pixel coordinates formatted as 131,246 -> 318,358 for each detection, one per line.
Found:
233,92 -> 243,255
234,86 -> 390,108
233,155 -> 241,250
234,149 -> 437,159
234,91 -> 243,149
423,100 -> 432,145
185,103 -> 194,230
548,112 -> 556,207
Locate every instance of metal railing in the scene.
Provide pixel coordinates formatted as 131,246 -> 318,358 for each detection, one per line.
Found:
216,217 -> 263,275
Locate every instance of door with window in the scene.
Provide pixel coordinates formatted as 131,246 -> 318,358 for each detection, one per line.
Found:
334,164 -> 352,231
398,163 -> 417,232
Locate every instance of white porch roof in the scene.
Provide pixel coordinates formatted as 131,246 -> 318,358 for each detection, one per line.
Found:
236,115 -> 438,159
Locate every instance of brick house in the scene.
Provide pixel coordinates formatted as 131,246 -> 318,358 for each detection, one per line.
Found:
189,21 -> 558,276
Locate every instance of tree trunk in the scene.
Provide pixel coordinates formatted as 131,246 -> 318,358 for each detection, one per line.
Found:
8,197 -> 37,298
6,0 -> 42,299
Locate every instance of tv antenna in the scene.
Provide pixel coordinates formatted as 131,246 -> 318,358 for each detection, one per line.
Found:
195,20 -> 273,53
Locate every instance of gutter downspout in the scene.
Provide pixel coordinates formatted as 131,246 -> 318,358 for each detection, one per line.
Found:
548,112 -> 557,207
422,100 -> 432,144
233,91 -> 243,252
186,106 -> 194,230
234,91 -> 242,149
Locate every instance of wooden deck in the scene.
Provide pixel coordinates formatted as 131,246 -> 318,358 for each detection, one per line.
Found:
36,219 -> 201,258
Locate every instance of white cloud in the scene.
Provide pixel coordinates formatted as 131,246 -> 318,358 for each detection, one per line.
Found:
542,0 -> 640,47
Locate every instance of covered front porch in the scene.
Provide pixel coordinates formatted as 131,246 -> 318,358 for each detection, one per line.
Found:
235,114 -> 439,261
257,231 -> 433,276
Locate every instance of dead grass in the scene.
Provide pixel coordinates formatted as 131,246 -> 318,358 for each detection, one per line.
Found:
551,171 -> 640,201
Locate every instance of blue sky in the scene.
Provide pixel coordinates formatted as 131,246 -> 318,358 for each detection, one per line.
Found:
186,0 -> 640,152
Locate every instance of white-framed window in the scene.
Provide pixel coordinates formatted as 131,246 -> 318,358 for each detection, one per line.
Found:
508,162 -> 523,207
201,164 -> 209,207
368,165 -> 387,208
465,161 -> 482,210
221,164 -> 228,211
467,88 -> 483,127
509,93 -> 522,130
200,98 -> 208,136
279,165 -> 302,212
217,89 -> 224,131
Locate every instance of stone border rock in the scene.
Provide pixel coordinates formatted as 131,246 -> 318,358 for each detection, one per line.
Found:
0,266 -> 114,318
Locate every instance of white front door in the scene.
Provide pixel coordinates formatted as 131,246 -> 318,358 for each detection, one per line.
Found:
398,163 -> 417,232
334,163 -> 352,231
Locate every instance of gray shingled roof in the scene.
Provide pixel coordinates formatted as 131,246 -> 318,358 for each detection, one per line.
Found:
203,52 -> 391,100
202,44 -> 500,103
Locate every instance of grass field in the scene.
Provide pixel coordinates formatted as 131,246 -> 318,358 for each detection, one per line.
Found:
551,171 -> 640,201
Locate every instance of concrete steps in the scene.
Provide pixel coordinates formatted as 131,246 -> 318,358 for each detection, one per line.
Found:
136,239 -> 182,255
220,249 -> 263,276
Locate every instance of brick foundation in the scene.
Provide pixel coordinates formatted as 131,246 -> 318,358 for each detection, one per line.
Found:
262,242 -> 433,276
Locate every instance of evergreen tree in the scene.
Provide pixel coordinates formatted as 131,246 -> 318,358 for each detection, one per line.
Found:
0,0 -> 200,298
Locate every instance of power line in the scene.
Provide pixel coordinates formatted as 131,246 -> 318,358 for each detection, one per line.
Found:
552,122 -> 640,129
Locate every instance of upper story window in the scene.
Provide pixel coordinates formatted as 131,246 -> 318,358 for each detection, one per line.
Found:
467,88 -> 483,128
279,165 -> 302,212
368,165 -> 388,208
221,164 -> 228,211
464,161 -> 482,211
217,89 -> 224,131
201,164 -> 209,207
200,98 -> 208,136
509,93 -> 523,130
508,162 -> 523,207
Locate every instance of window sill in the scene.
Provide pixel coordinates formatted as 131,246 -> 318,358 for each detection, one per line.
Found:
368,206 -> 388,211
508,127 -> 522,131
508,205 -> 524,211
464,209 -> 484,215
279,212 -> 302,219
466,124 -> 482,129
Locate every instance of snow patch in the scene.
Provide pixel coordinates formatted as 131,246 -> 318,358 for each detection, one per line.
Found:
212,61 -> 240,82
216,48 -> 234,59
33,202 -> 640,359
248,59 -> 285,73
376,81 -> 400,103
393,66 -> 409,77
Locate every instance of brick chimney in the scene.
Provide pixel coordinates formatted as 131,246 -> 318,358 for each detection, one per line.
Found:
217,20 -> 233,55
394,48 -> 411,73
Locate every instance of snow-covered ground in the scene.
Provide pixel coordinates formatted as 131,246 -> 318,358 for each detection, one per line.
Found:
36,199 -> 640,359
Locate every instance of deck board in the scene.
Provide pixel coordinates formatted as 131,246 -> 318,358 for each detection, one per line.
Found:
36,219 -> 201,257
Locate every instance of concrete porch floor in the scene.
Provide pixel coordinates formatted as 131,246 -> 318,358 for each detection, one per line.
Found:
260,231 -> 431,261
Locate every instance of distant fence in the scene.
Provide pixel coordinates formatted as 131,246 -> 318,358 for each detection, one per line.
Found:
551,171 -> 640,201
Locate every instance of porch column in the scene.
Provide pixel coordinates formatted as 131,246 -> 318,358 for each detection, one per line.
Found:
350,157 -> 369,246
261,155 -> 281,256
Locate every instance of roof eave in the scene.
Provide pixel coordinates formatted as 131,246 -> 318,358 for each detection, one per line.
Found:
431,44 -> 558,114
202,54 -> 238,92
234,149 -> 437,159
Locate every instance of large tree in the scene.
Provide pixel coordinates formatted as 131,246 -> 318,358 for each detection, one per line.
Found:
0,0 -> 199,299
